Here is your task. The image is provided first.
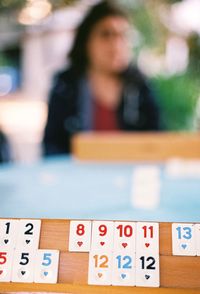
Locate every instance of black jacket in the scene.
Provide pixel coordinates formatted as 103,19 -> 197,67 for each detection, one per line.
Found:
0,130 -> 10,163
43,65 -> 161,155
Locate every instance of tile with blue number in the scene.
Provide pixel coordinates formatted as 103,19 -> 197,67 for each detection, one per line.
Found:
172,223 -> 196,256
34,249 -> 59,283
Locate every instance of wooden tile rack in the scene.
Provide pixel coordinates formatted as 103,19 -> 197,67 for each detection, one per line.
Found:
72,132 -> 200,161
1,219 -> 200,293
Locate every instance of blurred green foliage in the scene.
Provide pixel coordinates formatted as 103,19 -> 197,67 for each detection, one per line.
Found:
128,1 -> 200,131
152,73 -> 199,130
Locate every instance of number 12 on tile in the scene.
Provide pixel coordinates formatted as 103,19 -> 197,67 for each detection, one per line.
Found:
88,251 -> 112,285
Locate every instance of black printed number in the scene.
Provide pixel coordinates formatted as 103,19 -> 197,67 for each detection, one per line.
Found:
140,256 -> 156,270
5,222 -> 10,234
24,223 -> 34,235
19,253 -> 29,265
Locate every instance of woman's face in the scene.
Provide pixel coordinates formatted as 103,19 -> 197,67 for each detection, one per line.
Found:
87,16 -> 132,74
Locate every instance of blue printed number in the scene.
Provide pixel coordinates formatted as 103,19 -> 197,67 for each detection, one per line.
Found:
176,226 -> 192,240
116,255 -> 132,269
42,253 -> 52,266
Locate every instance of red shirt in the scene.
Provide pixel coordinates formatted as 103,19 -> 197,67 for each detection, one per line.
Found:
93,99 -> 119,131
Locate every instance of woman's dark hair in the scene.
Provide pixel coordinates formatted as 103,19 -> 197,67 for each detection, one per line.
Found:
68,0 -> 128,73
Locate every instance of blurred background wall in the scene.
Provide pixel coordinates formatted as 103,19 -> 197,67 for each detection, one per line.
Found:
0,0 -> 199,163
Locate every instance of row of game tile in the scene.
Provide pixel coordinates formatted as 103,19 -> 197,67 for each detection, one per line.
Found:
0,249 -> 59,283
0,219 -> 59,283
69,221 -> 200,256
69,221 -> 200,287
0,219 -> 200,287
1,219 -> 199,256
69,221 -> 160,287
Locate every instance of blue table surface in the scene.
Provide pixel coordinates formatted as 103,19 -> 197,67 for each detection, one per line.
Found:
0,156 -> 199,222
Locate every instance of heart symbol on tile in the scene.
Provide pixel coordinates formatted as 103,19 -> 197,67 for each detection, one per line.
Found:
145,275 -> 150,280
98,273 -> 103,278
100,242 -> 105,246
122,243 -> 128,248
77,241 -> 83,247
26,240 -> 31,244
121,273 -> 126,279
145,243 -> 150,248
181,244 -> 187,249
21,271 -> 26,276
0,270 -> 3,275
44,271 -> 48,276
4,239 -> 9,244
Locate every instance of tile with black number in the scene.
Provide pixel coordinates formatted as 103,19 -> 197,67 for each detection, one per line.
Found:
34,249 -> 59,283
113,222 -> 136,252
88,250 -> 112,285
136,253 -> 160,287
68,220 -> 91,252
112,251 -> 135,286
91,221 -> 114,251
136,222 -> 159,254
11,250 -> 35,283
16,219 -> 41,250
172,223 -> 196,256
195,224 -> 200,256
0,249 -> 14,282
0,219 -> 19,249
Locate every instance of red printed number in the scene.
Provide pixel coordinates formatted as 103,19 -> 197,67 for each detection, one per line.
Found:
76,224 -> 85,236
142,226 -> 154,238
99,225 -> 107,236
117,225 -> 133,237
0,252 -> 7,265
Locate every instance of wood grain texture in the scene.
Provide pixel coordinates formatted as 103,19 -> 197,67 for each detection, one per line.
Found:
0,219 -> 199,293
72,132 -> 200,161
1,284 -> 200,294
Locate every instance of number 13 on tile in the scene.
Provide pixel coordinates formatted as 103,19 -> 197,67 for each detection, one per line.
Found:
172,223 -> 196,256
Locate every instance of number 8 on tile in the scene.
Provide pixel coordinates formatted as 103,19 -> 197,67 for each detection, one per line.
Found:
69,221 -> 92,252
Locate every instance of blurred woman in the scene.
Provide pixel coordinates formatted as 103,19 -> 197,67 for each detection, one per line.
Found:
43,0 -> 161,155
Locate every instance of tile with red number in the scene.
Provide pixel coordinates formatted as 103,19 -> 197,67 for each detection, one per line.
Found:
34,249 -> 59,283
112,251 -> 136,286
16,219 -> 41,250
11,250 -> 35,283
91,221 -> 114,251
136,253 -> 160,287
0,219 -> 19,249
195,224 -> 200,256
0,249 -> 14,282
172,223 -> 196,256
113,222 -> 136,252
68,220 -> 91,252
88,250 -> 112,285
136,222 -> 159,254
